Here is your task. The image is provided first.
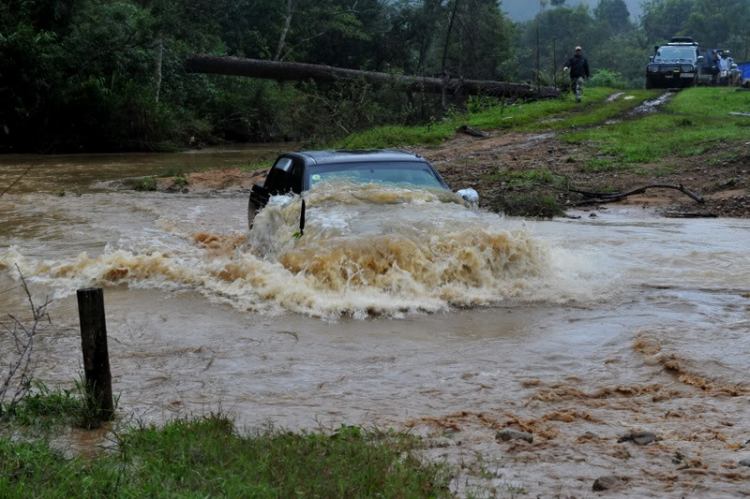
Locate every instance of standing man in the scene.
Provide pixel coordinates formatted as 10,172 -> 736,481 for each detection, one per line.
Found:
711,50 -> 722,86
564,46 -> 591,103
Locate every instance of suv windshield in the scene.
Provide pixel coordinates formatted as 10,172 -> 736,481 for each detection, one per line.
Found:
308,161 -> 446,190
654,46 -> 696,62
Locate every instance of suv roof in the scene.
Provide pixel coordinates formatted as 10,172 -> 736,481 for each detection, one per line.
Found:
668,36 -> 698,46
289,149 -> 425,166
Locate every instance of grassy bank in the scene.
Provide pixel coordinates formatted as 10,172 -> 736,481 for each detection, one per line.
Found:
336,87 -> 647,149
0,413 -> 449,498
563,88 -> 750,166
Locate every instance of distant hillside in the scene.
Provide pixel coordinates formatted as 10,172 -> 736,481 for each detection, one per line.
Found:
502,0 -> 643,22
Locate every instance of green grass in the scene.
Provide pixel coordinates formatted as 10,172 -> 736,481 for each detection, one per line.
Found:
337,88 -> 623,149
485,169 -> 560,189
171,174 -> 189,187
1,381 -> 112,431
563,88 -> 750,164
0,415 -> 449,498
133,176 -> 157,191
522,90 -> 660,132
581,158 -> 631,172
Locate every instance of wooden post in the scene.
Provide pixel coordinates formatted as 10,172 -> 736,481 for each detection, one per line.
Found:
300,199 -> 306,236
77,288 -> 114,421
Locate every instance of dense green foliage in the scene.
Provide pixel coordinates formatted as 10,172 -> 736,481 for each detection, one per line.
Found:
0,415 -> 449,498
1,0 -> 748,152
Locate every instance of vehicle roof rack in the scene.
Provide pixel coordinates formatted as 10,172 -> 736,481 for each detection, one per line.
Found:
668,36 -> 698,46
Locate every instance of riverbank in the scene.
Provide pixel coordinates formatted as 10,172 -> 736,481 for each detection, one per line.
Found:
0,408 -> 449,498
157,87 -> 750,218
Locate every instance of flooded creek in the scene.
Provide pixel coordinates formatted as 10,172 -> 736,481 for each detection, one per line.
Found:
2,149 -> 750,497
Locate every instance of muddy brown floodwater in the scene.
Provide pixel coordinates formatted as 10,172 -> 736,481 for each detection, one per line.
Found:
1,148 -> 750,497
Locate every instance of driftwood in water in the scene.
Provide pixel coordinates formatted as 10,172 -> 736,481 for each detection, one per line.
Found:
664,211 -> 718,218
568,184 -> 705,207
185,55 -> 560,100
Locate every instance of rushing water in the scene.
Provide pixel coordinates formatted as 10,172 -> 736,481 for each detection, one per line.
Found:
1,149 -> 750,497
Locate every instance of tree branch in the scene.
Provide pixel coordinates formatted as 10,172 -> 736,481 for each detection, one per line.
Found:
567,184 -> 705,207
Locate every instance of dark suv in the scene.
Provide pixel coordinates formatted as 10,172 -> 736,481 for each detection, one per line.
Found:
247,150 -> 478,228
646,37 -> 705,89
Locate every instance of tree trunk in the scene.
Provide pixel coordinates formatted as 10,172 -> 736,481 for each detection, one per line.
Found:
275,0 -> 296,61
441,0 -> 461,109
185,55 -> 559,99
154,36 -> 164,103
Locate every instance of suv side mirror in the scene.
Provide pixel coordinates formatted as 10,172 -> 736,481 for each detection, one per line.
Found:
697,56 -> 705,64
649,56 -> 654,62
457,188 -> 479,204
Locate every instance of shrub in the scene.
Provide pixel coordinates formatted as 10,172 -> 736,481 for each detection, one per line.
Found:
134,177 -> 157,191
587,69 -> 628,89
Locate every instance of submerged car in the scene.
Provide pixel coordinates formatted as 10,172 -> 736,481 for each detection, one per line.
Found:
247,150 -> 478,228
646,37 -> 704,89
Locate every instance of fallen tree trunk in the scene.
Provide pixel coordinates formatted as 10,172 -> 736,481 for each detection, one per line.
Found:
567,183 -> 705,207
664,211 -> 718,218
185,55 -> 559,100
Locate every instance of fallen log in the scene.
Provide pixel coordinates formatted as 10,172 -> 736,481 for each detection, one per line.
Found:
664,211 -> 718,218
185,55 -> 559,100
456,125 -> 486,137
567,183 -> 704,207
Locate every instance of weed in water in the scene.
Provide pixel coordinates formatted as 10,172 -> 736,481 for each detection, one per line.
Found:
133,177 -> 157,191
172,174 -> 189,187
490,192 -> 563,218
2,379 -> 116,430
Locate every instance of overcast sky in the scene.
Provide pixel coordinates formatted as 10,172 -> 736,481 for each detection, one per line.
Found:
502,0 -> 643,22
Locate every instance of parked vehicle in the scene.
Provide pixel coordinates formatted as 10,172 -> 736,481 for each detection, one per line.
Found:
646,37 -> 704,89
247,150 -> 479,228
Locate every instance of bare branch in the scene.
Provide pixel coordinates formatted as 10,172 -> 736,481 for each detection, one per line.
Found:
0,267 -> 51,414
0,165 -> 34,198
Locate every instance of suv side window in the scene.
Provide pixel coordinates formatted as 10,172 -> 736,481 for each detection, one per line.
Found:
264,157 -> 293,194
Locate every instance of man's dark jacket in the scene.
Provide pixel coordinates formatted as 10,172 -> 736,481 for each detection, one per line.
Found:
566,54 -> 590,79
